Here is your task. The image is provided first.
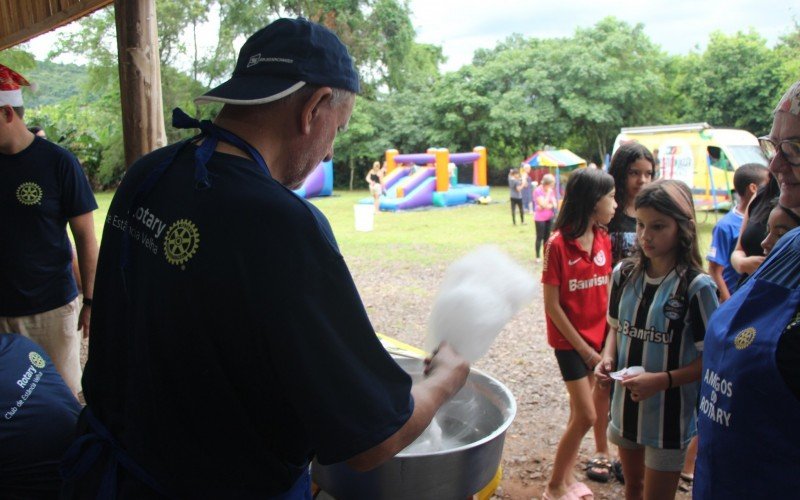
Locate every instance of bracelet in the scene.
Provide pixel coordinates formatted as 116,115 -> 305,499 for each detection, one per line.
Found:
665,370 -> 673,389
83,297 -> 93,306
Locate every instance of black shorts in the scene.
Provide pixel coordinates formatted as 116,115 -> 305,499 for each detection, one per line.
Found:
554,349 -> 591,381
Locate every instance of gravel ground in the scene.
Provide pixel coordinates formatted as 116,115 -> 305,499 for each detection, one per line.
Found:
78,254 -> 693,500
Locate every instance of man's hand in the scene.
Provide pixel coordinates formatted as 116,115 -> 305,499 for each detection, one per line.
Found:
78,303 -> 91,338
423,342 -> 469,400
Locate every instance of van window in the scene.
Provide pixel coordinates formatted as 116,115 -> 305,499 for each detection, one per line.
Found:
725,145 -> 769,168
707,147 -> 733,171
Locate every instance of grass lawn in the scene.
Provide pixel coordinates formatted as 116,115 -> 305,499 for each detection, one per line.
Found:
91,188 -> 716,269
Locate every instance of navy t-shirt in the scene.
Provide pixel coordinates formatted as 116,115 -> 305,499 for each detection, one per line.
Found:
0,333 -> 82,498
0,137 -> 98,316
81,143 -> 413,497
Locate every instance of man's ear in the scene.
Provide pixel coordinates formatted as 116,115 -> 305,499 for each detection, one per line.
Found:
0,105 -> 13,123
299,87 -> 333,135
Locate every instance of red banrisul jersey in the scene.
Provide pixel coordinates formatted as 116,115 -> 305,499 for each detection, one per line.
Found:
541,226 -> 612,351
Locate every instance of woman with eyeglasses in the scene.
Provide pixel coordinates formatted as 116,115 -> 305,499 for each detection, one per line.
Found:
694,80 -> 800,499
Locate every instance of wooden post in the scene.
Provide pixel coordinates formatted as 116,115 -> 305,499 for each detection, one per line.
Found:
114,0 -> 166,169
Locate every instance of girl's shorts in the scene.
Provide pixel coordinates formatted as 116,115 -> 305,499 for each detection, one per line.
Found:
369,183 -> 382,195
554,349 -> 591,381
608,430 -> 688,472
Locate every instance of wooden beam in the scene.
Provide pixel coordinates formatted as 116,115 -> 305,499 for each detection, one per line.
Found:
114,0 -> 166,169
0,0 -> 114,51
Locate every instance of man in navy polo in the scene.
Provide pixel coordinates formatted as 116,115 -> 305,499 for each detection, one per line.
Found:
0,64 -> 98,398
65,18 -> 468,498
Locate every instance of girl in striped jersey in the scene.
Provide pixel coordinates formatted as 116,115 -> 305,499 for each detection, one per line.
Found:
595,180 -> 718,500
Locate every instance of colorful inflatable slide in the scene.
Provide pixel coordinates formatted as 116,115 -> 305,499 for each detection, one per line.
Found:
362,147 -> 490,211
293,160 -> 333,199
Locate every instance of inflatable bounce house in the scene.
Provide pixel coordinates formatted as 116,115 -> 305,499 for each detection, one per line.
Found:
293,160 -> 333,199
362,147 -> 491,211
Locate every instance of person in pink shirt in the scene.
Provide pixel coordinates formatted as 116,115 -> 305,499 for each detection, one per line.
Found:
534,174 -> 558,263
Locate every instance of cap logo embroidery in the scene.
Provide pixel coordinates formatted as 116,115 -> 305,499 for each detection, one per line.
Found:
247,53 -> 294,68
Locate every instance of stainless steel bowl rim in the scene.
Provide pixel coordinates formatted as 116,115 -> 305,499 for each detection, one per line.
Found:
397,364 -> 516,457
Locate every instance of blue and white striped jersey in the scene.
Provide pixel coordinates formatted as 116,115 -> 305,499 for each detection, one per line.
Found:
607,262 -> 719,449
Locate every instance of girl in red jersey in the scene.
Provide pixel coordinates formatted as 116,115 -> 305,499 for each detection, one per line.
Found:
542,168 -> 617,500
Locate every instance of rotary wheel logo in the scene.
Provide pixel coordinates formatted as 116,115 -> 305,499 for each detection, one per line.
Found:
734,327 -> 756,350
28,351 -> 46,368
163,219 -> 200,268
16,182 -> 43,205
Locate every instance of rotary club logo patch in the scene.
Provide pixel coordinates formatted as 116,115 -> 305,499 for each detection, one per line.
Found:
163,219 -> 199,268
28,351 -> 46,368
734,327 -> 756,350
16,182 -> 43,205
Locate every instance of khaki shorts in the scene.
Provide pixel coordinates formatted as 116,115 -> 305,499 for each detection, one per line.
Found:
0,298 -> 82,396
608,428 -> 688,472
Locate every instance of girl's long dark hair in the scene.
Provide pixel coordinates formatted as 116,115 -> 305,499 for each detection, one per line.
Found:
554,167 -> 615,240
623,180 -> 703,286
749,173 -> 780,226
608,142 -> 656,220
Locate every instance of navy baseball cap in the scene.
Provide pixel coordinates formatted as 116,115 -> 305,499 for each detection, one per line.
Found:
195,17 -> 360,105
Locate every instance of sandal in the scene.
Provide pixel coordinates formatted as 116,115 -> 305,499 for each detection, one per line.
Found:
612,459 -> 624,484
585,456 -> 611,483
569,481 -> 595,500
678,472 -> 693,492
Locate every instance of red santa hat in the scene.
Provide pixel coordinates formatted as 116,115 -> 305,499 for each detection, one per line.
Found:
0,64 -> 32,107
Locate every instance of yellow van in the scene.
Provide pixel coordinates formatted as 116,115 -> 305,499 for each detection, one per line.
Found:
613,123 -> 767,211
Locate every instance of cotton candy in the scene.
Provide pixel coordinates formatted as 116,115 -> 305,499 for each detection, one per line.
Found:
426,246 -> 536,361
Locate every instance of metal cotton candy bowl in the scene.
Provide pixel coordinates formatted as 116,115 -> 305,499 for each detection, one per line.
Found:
312,355 -> 516,499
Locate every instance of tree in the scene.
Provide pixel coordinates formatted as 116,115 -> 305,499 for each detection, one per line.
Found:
546,17 -> 667,162
672,30 -> 786,135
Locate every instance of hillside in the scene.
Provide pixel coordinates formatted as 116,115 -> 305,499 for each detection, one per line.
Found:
22,60 -> 89,107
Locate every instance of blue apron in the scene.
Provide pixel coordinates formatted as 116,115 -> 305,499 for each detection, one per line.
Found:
694,230 -> 800,498
60,109 -> 312,500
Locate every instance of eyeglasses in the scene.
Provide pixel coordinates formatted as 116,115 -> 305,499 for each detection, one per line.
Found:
758,136 -> 800,166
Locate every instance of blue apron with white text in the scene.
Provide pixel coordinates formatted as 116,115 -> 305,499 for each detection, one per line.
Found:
694,229 -> 800,499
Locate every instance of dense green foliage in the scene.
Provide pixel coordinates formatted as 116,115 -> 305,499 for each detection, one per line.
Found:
0,2 -> 797,189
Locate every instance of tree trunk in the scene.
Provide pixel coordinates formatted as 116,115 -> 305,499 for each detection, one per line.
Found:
114,0 -> 167,170
349,157 -> 355,191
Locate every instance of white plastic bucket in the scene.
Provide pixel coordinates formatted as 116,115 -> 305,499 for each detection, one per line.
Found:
354,204 -> 374,232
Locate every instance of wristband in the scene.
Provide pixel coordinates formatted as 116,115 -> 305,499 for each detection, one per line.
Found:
83,297 -> 93,306
665,370 -> 673,389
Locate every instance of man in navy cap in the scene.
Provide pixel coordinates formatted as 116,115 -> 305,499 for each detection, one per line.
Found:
0,64 -> 98,399
64,18 -> 468,498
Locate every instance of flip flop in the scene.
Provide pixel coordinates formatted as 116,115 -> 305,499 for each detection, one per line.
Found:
568,481 -> 594,500
542,489 -> 580,500
585,456 -> 612,483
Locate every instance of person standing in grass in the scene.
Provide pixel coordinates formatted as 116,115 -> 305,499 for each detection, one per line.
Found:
541,167 -> 616,500
509,168 -> 525,225
533,173 -> 557,264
